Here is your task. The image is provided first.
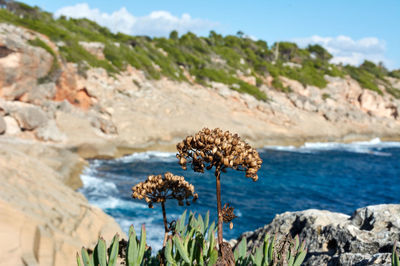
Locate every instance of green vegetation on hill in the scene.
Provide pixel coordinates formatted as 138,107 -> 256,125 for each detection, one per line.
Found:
1,1 -> 400,99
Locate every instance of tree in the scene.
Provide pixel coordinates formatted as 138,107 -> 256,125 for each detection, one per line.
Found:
307,44 -> 332,61
169,30 -> 178,41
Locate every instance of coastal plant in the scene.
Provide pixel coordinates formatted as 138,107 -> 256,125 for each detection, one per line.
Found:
392,242 -> 399,266
76,224 -> 148,266
234,234 -> 307,266
131,172 -> 198,247
164,210 -> 219,265
176,127 -> 262,261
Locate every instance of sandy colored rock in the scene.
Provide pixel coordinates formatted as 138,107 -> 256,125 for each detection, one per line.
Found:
0,24 -> 53,101
0,115 -> 5,134
78,41 -> 105,60
13,105 -> 48,130
35,119 -> 66,142
3,115 -> 20,135
0,140 -> 124,266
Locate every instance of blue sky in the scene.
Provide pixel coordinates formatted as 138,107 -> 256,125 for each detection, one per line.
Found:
23,0 -> 400,69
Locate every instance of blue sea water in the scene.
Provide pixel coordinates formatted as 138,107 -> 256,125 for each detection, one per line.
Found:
80,138 -> 400,252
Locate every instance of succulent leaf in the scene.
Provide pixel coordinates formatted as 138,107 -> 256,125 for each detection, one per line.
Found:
108,234 -> 119,266
81,247 -> 93,266
97,238 -> 107,266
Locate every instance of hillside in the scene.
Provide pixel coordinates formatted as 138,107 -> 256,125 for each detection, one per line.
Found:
1,1 -> 400,101
1,2 -> 400,265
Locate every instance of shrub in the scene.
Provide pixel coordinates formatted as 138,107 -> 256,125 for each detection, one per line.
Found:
390,70 -> 400,79
345,65 -> 383,95
307,44 -> 332,61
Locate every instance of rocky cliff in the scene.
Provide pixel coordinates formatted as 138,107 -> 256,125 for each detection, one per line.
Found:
235,204 -> 400,265
0,22 -> 399,151
1,21 -> 400,266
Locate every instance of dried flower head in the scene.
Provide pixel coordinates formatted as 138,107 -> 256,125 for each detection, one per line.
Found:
221,203 -> 237,223
176,127 -> 262,181
131,172 -> 198,208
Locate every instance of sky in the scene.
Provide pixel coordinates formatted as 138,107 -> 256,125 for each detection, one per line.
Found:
22,0 -> 400,69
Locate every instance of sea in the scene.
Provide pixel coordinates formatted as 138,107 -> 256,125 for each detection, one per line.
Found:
80,138 -> 400,252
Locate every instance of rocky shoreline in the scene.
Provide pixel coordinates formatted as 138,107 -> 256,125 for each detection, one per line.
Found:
234,204 -> 400,266
1,22 -> 400,265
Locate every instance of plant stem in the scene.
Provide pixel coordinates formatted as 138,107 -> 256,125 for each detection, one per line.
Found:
215,168 -> 223,248
161,201 -> 169,247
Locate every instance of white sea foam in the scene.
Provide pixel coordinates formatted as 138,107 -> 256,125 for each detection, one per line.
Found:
265,138 -> 400,156
81,163 -> 167,252
116,151 -> 177,163
80,173 -> 118,195
90,196 -> 147,210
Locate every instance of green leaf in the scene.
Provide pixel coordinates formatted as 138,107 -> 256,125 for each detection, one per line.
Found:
204,211 -> 210,235
234,247 -> 239,262
189,237 -> 196,262
177,210 -> 187,235
165,239 -> 177,266
77,252 -> 82,266
174,235 -> 190,263
238,238 -> 247,258
97,238 -> 107,266
127,226 -> 137,266
294,235 -> 300,251
81,248 -> 93,266
293,250 -> 307,266
199,248 -> 204,266
288,256 -> 295,266
267,236 -> 275,265
198,214 -> 205,235
136,224 -> 147,265
207,248 -> 218,266
108,234 -> 119,266
253,246 -> 263,266
129,225 -> 134,238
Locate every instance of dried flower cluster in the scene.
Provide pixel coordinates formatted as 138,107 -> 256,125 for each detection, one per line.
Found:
221,203 -> 237,223
132,172 -> 198,208
176,128 -> 262,181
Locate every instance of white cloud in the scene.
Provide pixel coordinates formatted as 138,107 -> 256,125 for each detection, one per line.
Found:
293,35 -> 390,67
54,3 -> 218,37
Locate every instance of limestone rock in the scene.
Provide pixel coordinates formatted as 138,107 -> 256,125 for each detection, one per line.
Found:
0,23 -> 53,100
0,140 -> 124,266
35,119 -> 67,142
13,105 -> 48,130
0,115 -> 5,134
78,41 -> 105,60
236,205 -> 400,265
358,90 -> 395,118
25,82 -> 57,105
3,115 -> 21,135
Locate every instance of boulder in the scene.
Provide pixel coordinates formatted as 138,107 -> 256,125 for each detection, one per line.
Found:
13,105 -> 48,130
25,82 -> 57,105
3,115 -> 21,135
0,115 -> 5,134
236,205 -> 400,266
